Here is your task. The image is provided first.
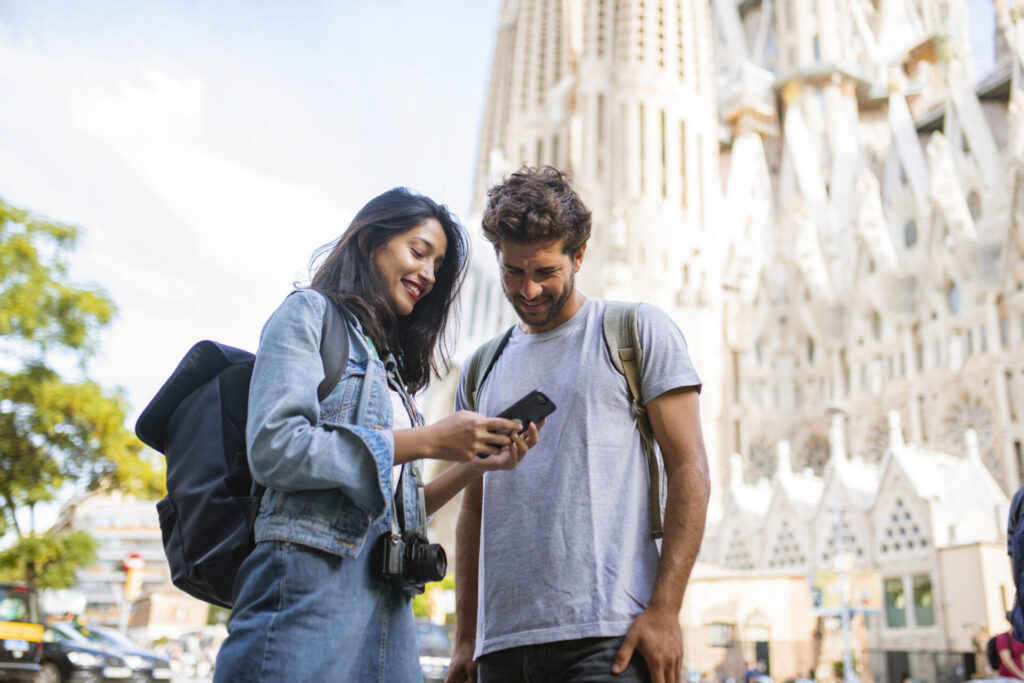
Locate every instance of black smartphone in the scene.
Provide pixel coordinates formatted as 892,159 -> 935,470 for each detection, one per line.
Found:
497,389 -> 557,430
477,389 -> 557,457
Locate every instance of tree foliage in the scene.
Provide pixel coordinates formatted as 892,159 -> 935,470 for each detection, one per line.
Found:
0,197 -> 163,587
0,202 -> 112,354
0,531 -> 97,589
411,572 -> 455,622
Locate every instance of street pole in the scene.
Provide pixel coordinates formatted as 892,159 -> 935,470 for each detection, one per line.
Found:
118,585 -> 130,635
121,553 -> 145,635
833,505 -> 855,683
109,582 -> 128,635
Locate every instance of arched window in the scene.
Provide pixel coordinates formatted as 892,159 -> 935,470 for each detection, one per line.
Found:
948,282 -> 961,315
904,219 -> 917,247
967,191 -> 982,222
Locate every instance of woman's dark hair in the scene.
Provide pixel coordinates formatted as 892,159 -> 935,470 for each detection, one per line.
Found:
309,188 -> 468,393
481,165 -> 591,254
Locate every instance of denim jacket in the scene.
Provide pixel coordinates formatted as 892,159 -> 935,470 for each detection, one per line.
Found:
246,289 -> 422,558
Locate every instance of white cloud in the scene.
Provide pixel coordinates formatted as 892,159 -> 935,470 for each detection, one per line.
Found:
0,22 -> 353,416
0,0 -> 501,533
0,1 -> 501,421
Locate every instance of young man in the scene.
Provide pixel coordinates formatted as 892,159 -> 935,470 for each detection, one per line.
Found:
447,167 -> 710,683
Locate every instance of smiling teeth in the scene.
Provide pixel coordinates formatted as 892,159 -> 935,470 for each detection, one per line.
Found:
403,281 -> 422,297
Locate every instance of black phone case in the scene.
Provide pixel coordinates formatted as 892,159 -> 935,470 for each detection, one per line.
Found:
496,389 -> 557,427
477,390 -> 557,458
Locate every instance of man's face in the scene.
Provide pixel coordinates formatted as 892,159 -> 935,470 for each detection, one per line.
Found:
496,238 -> 585,333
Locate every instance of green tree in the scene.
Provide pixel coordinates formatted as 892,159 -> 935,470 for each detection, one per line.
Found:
0,197 -> 164,588
0,531 -> 98,588
411,572 -> 455,622
207,605 -> 230,626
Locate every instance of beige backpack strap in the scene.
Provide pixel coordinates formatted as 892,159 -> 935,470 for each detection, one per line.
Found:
603,301 -> 663,539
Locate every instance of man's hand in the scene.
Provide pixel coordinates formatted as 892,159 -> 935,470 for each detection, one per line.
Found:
470,419 -> 543,472
445,641 -> 477,683
612,607 -> 682,683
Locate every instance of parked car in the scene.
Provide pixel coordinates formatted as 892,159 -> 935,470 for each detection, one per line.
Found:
0,583 -> 43,681
415,618 -> 452,683
36,622 -> 134,683
68,625 -> 171,682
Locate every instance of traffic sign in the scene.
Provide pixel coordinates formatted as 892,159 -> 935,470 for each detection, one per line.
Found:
122,553 -> 146,572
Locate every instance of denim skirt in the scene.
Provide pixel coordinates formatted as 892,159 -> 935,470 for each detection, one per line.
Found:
213,519 -> 419,682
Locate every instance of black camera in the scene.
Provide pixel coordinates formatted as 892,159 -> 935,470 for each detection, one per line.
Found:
374,530 -> 447,596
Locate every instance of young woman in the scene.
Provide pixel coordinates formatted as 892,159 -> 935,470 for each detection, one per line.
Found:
213,188 -> 540,682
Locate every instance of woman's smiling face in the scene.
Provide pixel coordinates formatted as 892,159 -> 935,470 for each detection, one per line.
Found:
372,218 -> 448,316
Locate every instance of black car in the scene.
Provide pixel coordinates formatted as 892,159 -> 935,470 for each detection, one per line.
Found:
67,626 -> 170,683
415,619 -> 453,683
0,583 -> 43,681
36,623 -> 135,683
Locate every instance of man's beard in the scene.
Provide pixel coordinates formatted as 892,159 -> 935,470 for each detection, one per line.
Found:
506,270 -> 575,327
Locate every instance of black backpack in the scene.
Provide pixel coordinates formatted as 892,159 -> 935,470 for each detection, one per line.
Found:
135,295 -> 349,608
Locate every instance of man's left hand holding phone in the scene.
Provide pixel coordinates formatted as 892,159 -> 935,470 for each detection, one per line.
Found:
475,388 -> 555,467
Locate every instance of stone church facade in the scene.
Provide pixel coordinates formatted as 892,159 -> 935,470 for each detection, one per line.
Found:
425,1 -> 1024,680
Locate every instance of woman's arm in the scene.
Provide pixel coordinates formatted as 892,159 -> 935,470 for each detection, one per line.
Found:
423,462 -> 481,516
421,422 -> 540,514
392,410 -> 523,465
247,291 -> 389,514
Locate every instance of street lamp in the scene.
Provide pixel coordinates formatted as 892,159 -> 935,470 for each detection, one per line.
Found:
830,506 -> 857,683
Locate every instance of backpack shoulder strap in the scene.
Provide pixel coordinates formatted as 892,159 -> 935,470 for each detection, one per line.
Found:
461,326 -> 516,411
603,300 -> 663,539
317,296 -> 350,401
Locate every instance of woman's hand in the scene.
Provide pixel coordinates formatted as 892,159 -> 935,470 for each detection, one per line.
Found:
403,410 -> 521,463
470,419 -> 543,472
422,419 -> 544,515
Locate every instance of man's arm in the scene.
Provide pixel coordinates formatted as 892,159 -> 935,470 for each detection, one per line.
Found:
445,477 -> 484,683
613,387 -> 710,683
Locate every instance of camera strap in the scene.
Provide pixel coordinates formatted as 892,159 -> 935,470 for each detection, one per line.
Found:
383,355 -> 429,536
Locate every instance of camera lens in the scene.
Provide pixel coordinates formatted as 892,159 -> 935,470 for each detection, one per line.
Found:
538,394 -> 548,404
410,542 -> 447,583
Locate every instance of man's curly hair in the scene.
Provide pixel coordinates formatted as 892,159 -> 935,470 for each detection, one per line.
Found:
481,166 -> 592,254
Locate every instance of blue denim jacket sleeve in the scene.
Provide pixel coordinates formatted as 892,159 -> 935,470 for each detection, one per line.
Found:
245,289 -> 391,517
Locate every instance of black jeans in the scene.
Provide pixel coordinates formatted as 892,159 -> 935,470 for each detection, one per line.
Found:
477,636 -> 651,682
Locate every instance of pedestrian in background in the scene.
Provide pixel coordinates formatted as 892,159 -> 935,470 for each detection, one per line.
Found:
213,188 -> 541,682
1010,486 -> 1024,628
996,630 -> 1024,680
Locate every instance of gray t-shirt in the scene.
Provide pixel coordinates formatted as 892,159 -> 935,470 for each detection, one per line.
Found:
455,297 -> 701,657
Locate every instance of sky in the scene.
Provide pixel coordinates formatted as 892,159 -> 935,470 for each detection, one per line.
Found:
967,0 -> 997,77
0,0 -> 1002,527
0,1 -> 503,431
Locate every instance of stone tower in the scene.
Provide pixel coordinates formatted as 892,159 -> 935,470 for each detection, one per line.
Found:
469,0 -> 726,483
447,3 -> 1024,675
712,0 -> 1024,495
